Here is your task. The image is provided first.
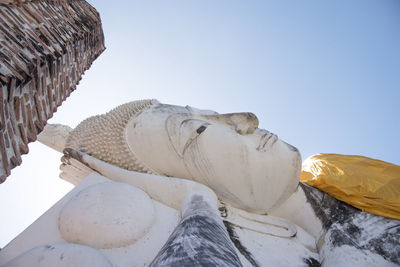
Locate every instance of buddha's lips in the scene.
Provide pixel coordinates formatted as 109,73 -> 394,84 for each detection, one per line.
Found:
257,132 -> 278,151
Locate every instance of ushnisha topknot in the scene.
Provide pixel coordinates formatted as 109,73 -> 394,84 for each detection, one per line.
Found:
66,99 -> 160,174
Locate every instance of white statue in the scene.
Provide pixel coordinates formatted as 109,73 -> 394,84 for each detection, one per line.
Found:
2,100 -> 398,267
64,99 -> 302,214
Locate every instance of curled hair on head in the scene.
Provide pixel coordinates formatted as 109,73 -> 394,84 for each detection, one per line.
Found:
66,99 -> 160,174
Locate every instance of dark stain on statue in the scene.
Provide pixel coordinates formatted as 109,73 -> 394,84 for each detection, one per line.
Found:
44,245 -> 55,250
150,214 -> 243,266
304,257 -> 320,267
300,183 -> 400,265
223,221 -> 260,267
63,148 -> 85,164
63,148 -> 97,173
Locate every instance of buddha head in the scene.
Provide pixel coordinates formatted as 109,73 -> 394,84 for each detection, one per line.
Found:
66,100 -> 301,213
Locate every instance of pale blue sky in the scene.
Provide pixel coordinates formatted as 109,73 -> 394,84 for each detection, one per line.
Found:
90,0 -> 400,163
0,0 -> 399,248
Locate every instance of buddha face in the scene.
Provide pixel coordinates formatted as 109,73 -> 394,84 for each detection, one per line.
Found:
126,103 -> 301,213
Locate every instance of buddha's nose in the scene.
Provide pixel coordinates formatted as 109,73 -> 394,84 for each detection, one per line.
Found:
232,112 -> 259,134
204,112 -> 259,135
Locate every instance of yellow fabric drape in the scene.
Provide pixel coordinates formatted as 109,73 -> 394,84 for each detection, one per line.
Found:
300,153 -> 400,220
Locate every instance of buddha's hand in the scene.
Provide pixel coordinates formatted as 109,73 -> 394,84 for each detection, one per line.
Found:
60,148 -> 97,184
62,147 -> 125,178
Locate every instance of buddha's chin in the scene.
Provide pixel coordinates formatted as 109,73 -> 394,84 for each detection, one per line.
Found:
245,154 -> 301,212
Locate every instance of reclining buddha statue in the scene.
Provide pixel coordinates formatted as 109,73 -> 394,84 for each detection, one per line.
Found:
3,100 -> 398,267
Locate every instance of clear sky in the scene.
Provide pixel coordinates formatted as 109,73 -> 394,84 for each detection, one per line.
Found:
0,0 -> 399,248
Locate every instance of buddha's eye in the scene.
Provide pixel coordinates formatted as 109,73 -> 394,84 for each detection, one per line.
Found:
196,125 -> 207,134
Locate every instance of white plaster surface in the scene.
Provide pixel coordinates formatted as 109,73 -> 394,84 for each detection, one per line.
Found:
317,207 -> 400,267
59,181 -> 155,249
233,224 -> 320,266
32,101 -> 398,266
59,157 -> 93,185
0,174 -> 103,265
49,100 -> 301,214
126,103 -> 302,214
269,185 -> 324,239
2,243 -> 112,267
65,150 -> 219,213
37,124 -> 72,153
320,243 -> 397,267
224,204 -> 298,238
0,173 -> 181,267
100,201 -> 180,266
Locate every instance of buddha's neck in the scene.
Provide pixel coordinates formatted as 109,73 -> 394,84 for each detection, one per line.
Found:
268,184 -> 323,239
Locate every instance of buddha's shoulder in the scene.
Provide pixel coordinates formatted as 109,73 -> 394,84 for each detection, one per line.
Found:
300,183 -> 400,267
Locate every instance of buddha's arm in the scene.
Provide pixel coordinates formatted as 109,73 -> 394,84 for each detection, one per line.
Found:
63,148 -> 218,213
